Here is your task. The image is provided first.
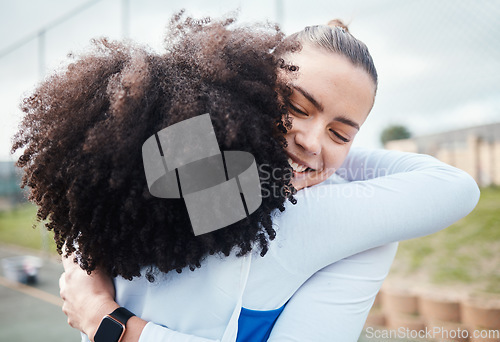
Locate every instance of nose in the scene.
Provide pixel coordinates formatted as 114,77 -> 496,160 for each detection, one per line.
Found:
294,124 -> 322,156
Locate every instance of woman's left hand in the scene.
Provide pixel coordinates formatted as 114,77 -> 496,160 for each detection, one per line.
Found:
59,255 -> 119,339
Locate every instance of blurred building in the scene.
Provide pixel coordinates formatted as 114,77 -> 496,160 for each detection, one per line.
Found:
385,122 -> 500,187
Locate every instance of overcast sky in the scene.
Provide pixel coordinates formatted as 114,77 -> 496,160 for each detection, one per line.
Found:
1,0 -> 499,161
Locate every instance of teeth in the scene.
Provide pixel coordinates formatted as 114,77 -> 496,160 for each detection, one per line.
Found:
288,157 -> 309,173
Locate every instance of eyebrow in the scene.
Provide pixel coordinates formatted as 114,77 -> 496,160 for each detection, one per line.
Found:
334,115 -> 360,131
293,85 -> 324,112
292,85 -> 360,131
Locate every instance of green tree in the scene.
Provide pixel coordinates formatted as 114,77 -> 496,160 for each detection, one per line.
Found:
380,125 -> 411,145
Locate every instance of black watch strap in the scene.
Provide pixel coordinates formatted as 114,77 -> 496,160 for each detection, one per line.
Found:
109,307 -> 135,325
94,307 -> 135,342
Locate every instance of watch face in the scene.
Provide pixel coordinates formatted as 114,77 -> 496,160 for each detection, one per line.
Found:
94,316 -> 124,342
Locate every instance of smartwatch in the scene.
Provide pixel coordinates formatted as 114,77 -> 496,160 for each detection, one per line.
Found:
94,307 -> 135,342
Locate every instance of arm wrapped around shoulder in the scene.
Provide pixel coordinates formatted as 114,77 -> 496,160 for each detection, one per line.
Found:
337,147 -> 481,230
271,148 -> 481,275
440,159 -> 481,219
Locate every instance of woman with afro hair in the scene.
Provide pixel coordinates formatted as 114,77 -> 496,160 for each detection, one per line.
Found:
14,11 -> 479,342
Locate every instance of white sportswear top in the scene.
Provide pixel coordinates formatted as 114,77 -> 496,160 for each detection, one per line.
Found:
81,148 -> 480,342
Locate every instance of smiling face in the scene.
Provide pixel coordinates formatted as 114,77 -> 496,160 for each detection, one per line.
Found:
281,44 -> 377,190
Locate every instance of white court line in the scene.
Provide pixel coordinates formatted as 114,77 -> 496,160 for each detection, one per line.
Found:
0,275 -> 63,307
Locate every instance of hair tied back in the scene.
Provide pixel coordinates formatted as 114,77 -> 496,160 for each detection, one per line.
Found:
326,19 -> 349,33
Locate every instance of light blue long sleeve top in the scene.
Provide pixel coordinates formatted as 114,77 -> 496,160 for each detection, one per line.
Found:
82,148 -> 480,342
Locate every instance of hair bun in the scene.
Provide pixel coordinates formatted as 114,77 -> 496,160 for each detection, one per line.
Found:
326,19 -> 349,32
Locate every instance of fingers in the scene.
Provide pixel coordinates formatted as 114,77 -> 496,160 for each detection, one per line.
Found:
61,253 -> 78,272
59,272 -> 66,300
59,272 -> 76,328
61,254 -> 69,268
59,272 -> 71,326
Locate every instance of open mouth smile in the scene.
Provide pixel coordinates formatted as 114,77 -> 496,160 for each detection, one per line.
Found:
287,157 -> 316,173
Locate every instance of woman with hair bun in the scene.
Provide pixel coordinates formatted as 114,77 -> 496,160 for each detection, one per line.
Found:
15,12 -> 479,342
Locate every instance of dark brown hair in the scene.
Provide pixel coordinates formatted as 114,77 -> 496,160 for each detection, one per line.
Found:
276,19 -> 378,92
12,11 -> 296,280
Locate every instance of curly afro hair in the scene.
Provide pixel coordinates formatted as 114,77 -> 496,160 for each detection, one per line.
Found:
11,11 -> 298,280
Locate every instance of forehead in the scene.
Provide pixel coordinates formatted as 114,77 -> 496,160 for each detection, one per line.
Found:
284,45 -> 376,126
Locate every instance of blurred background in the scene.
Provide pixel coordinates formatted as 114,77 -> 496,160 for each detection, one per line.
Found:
0,0 -> 499,341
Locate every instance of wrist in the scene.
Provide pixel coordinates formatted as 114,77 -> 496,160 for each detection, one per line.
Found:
120,316 -> 147,342
91,306 -> 146,342
87,300 -> 120,341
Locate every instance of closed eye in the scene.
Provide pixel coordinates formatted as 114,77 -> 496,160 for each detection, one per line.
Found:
330,129 -> 350,143
287,102 -> 308,116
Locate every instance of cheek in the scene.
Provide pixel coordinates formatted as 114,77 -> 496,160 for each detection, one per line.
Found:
323,144 -> 351,173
